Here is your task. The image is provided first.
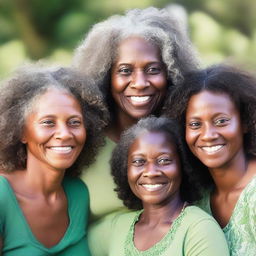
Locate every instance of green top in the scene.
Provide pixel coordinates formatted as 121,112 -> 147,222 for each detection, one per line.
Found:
196,175 -> 256,256
0,176 -> 91,256
81,137 -> 123,220
90,206 -> 229,256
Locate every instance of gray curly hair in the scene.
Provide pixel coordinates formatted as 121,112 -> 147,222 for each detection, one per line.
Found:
72,7 -> 199,94
0,63 -> 109,176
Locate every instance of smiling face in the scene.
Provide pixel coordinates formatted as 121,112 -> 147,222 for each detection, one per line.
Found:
22,88 -> 86,172
127,131 -> 181,207
111,37 -> 167,121
185,90 -> 245,170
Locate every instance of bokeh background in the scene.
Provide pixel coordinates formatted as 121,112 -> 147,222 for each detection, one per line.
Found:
0,0 -> 255,78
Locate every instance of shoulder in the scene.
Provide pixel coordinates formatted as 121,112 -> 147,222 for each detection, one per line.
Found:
63,176 -> 89,196
182,205 -> 221,231
111,210 -> 138,231
182,206 -> 229,255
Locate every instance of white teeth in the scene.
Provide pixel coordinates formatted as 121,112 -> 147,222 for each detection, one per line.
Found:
130,96 -> 150,103
141,184 -> 164,191
201,145 -> 223,153
49,147 -> 72,153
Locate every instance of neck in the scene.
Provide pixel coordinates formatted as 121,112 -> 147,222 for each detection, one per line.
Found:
209,149 -> 248,193
106,110 -> 138,142
140,195 -> 184,225
21,156 -> 65,198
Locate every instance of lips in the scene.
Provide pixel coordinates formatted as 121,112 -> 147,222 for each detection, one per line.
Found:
200,144 -> 224,154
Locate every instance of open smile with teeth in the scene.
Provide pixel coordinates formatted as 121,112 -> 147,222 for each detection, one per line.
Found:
141,183 -> 165,192
48,146 -> 73,154
201,145 -> 224,153
130,96 -> 151,103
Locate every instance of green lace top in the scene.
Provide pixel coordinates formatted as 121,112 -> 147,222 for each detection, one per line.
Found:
196,175 -> 256,256
102,206 -> 229,256
124,207 -> 186,256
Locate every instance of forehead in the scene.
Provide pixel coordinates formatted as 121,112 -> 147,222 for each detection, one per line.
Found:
186,90 -> 238,116
29,88 -> 81,114
115,36 -> 161,62
129,131 -> 176,154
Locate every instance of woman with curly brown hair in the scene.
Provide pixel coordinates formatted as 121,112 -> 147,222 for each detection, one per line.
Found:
0,65 -> 108,255
165,64 -> 256,256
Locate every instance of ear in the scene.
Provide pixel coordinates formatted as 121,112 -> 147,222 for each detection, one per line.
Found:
21,133 -> 27,144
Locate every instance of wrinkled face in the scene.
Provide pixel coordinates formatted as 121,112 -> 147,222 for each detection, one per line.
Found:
111,37 -> 167,120
22,88 -> 86,172
127,131 -> 181,207
186,90 -> 245,170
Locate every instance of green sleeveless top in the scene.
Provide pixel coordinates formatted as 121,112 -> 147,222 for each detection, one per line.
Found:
196,175 -> 256,256
0,176 -> 91,256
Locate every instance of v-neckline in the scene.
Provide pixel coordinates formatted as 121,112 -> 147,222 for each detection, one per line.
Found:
0,176 -> 72,251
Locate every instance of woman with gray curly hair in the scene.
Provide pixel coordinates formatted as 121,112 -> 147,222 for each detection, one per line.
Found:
72,7 -> 200,255
0,65 -> 108,255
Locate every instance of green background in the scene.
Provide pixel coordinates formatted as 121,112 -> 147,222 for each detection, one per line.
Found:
0,0 -> 255,78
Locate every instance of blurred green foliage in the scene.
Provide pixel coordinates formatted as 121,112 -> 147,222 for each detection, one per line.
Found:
0,0 -> 255,78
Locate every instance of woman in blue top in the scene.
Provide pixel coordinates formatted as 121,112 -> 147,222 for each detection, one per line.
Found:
165,64 -> 256,255
0,65 -> 108,255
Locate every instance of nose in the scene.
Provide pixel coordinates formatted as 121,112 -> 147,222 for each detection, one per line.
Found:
142,162 -> 161,177
130,70 -> 150,90
201,123 -> 219,141
54,123 -> 73,140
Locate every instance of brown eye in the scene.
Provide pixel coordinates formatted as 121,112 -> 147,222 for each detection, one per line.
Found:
118,67 -> 132,75
188,121 -> 201,129
132,158 -> 145,167
68,119 -> 82,127
158,157 -> 172,165
214,118 -> 230,126
40,119 -> 55,127
147,66 -> 161,75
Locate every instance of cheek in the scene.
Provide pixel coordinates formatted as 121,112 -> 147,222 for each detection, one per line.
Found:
152,76 -> 167,90
111,76 -> 128,94
76,129 -> 87,145
185,129 -> 195,148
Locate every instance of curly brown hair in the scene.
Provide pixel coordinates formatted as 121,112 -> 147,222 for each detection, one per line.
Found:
0,64 -> 109,176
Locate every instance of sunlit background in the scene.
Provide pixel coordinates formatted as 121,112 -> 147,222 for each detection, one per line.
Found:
0,0 -> 255,79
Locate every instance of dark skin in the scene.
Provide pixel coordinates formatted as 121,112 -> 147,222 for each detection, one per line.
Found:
127,132 -> 185,250
107,36 -> 167,142
0,89 -> 86,250
185,90 -> 256,228
209,157 -> 256,227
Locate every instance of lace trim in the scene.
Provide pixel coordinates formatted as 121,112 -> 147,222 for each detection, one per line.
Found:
124,206 -> 188,256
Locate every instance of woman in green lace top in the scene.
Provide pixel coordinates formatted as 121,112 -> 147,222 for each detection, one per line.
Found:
101,117 -> 229,256
165,64 -> 256,256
